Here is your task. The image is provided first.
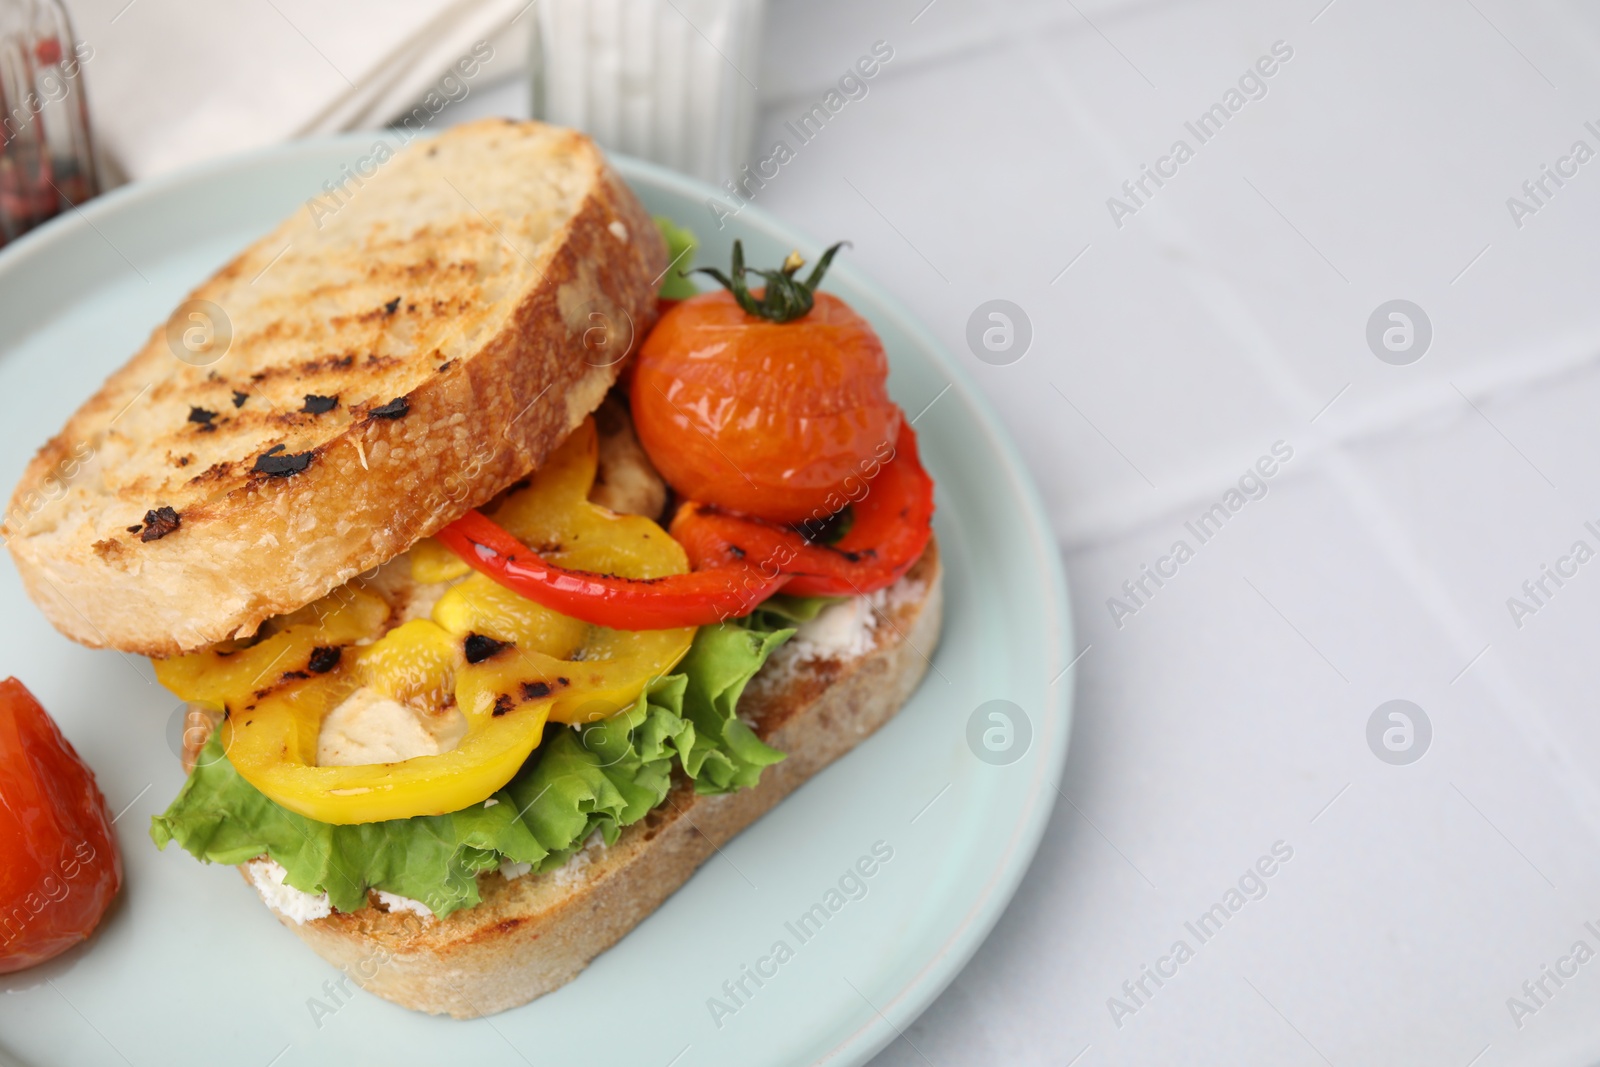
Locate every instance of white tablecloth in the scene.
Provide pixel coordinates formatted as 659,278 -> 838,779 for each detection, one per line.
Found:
729,1 -> 1600,1063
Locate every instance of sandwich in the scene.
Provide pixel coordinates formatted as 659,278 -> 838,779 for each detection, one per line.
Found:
0,119 -> 942,1018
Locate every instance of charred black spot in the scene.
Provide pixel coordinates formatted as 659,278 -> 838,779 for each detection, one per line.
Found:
521,681 -> 552,700
301,394 -> 338,415
368,396 -> 410,420
464,633 -> 510,664
126,524 -> 142,533
728,544 -> 746,559
176,455 -> 191,467
252,444 -> 314,477
383,297 -> 401,315
437,360 -> 456,373
307,646 -> 341,673
492,694 -> 515,717
280,670 -> 309,681
188,406 -> 217,425
557,677 -> 570,687
139,506 -> 180,542
232,391 -> 249,408
794,505 -> 855,546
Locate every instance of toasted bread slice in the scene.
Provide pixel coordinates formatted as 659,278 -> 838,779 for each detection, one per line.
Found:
3,119 -> 665,656
243,539 -> 942,1019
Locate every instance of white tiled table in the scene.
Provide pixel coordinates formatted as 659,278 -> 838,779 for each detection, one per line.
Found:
689,1 -> 1600,1063
39,0 -> 1600,1062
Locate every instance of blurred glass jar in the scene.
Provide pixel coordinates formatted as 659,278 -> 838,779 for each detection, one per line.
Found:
0,0 -> 96,248
530,0 -> 765,184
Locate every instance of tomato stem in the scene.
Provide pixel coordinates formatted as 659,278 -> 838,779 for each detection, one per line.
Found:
695,239 -> 850,323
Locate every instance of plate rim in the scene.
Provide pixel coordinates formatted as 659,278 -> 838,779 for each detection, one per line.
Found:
0,131 -> 1075,1067
611,159 -> 1078,1063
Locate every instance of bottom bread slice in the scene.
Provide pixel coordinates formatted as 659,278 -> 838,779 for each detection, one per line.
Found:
249,538 -> 943,1018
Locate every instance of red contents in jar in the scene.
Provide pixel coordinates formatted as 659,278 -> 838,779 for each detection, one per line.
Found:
33,37 -> 62,67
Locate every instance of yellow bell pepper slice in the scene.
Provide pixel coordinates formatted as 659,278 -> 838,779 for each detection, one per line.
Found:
152,587 -> 390,710
217,619 -> 551,822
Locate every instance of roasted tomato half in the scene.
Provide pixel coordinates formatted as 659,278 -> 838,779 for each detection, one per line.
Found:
0,678 -> 122,973
630,241 -> 901,525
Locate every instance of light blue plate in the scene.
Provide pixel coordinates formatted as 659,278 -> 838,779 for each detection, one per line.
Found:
0,134 -> 1072,1067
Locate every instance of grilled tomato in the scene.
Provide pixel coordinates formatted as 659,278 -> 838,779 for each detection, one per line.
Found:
0,678 -> 122,973
630,241 -> 901,525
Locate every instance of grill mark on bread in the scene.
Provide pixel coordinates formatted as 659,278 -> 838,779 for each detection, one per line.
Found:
187,459 -> 236,486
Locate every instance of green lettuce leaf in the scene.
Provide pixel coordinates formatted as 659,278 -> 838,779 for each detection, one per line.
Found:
654,216 -> 699,299
151,620 -> 793,918
742,593 -> 842,632
676,624 -> 789,793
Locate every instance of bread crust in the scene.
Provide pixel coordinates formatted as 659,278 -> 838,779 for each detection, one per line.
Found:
3,120 -> 665,656
256,539 -> 943,1018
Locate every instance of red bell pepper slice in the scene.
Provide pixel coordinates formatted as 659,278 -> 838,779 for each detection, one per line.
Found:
434,510 -> 791,630
437,421 -> 933,627
668,422 -> 935,598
